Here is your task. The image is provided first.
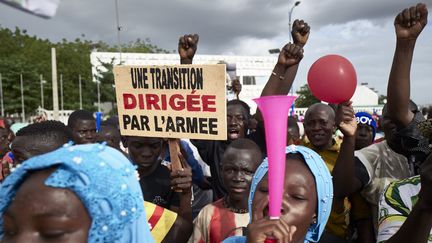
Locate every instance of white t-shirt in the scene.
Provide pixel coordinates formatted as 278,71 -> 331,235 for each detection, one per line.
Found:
355,140 -> 414,229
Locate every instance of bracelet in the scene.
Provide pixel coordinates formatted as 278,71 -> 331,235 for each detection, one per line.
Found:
272,71 -> 284,80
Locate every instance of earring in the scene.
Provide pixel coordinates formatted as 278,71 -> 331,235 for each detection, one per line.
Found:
312,219 -> 317,225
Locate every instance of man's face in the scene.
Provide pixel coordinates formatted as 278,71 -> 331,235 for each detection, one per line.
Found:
380,113 -> 402,152
355,124 -> 374,150
227,104 -> 247,141
126,137 -> 162,170
72,120 -> 96,144
221,147 -> 259,202
0,128 -> 9,157
304,109 -> 335,150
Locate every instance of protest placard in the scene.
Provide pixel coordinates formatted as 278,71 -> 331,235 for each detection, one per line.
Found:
113,64 -> 227,140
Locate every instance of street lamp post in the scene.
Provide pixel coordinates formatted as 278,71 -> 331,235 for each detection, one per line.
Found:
288,1 -> 301,42
288,1 -> 300,96
115,0 -> 122,63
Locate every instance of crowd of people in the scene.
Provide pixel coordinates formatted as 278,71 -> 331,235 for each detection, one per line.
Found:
0,3 -> 430,243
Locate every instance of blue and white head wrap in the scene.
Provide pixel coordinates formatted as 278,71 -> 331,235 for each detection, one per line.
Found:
0,143 -> 154,243
248,145 -> 333,242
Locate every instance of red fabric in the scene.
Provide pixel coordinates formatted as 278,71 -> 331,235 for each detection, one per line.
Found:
148,204 -> 164,230
209,199 -> 237,243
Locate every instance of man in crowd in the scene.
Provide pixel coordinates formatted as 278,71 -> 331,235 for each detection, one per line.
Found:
124,136 -> 193,224
67,110 -> 96,144
190,139 -> 262,242
10,120 -> 72,164
332,2 -> 430,235
376,3 -> 432,243
302,101 -> 357,243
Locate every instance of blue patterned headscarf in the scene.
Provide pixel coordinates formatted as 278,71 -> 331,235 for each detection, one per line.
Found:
0,143 -> 154,243
223,145 -> 333,243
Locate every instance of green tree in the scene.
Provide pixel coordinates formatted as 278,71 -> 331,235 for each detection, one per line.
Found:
295,84 -> 320,108
0,26 -> 168,118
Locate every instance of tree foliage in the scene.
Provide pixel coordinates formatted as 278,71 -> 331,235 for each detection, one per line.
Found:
295,84 -> 320,108
0,27 -> 167,118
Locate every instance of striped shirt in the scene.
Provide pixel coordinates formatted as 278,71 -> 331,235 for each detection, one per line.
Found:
189,199 -> 249,243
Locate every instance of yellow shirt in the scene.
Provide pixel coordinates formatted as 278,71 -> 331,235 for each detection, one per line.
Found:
305,140 -> 350,240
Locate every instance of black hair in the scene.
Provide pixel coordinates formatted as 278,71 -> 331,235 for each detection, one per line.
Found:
227,99 -> 251,118
223,138 -> 264,162
67,110 -> 95,128
286,152 -> 306,163
16,120 -> 72,144
427,106 -> 432,120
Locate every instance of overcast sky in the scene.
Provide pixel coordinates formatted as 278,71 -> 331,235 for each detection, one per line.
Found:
0,0 -> 431,105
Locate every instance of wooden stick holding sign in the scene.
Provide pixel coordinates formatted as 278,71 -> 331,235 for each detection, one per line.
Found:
168,138 -> 183,192
168,138 -> 183,171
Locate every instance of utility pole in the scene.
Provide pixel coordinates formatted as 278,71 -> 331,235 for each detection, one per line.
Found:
52,48 -> 59,120
0,73 -> 3,117
97,78 -> 101,112
60,74 -> 64,111
40,74 -> 45,109
20,74 -> 25,122
79,74 -> 83,110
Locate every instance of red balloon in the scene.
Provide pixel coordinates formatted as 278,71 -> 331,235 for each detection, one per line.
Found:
307,55 -> 357,104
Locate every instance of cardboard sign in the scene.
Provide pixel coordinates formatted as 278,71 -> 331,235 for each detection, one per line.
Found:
114,65 -> 227,140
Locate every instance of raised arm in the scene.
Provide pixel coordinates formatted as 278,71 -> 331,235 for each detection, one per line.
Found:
178,34 -> 199,65
332,101 -> 362,199
387,3 -> 427,127
260,19 -> 309,97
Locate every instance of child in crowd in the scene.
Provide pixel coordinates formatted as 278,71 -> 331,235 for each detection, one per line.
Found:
189,139 -> 262,243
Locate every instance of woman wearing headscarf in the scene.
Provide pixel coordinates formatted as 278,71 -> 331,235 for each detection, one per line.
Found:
223,145 -> 333,243
0,143 -> 154,243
